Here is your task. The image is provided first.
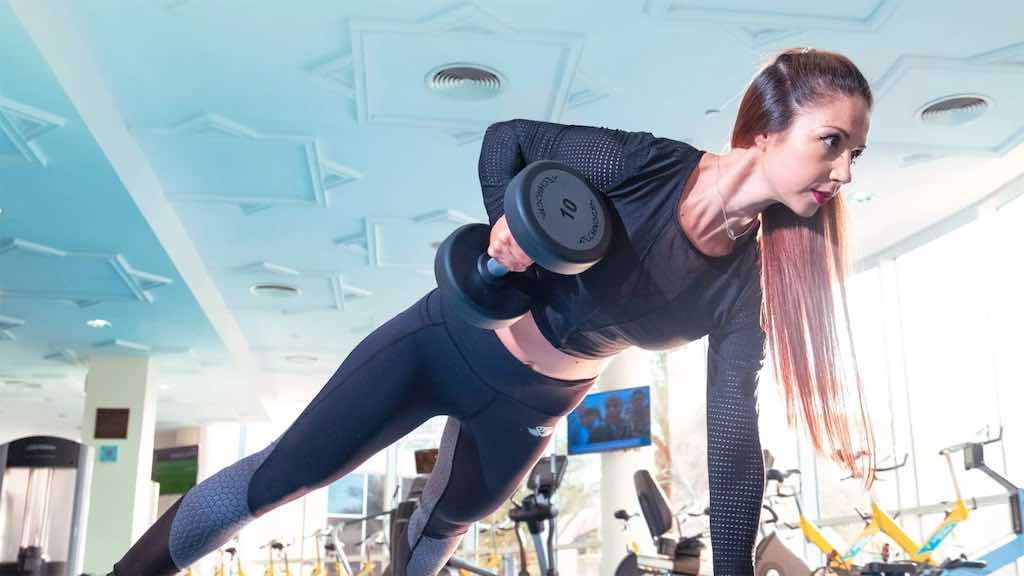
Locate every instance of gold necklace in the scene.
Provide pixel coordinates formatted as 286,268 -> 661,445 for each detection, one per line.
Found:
714,154 -> 756,241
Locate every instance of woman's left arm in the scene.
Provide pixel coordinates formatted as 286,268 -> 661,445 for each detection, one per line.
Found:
705,278 -> 767,576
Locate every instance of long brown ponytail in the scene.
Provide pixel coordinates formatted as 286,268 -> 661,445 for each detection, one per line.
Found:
733,49 -> 876,482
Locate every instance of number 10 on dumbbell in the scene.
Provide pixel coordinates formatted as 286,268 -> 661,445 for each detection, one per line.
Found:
435,160 -> 613,328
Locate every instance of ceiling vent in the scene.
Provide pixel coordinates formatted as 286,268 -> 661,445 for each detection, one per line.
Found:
427,64 -> 503,101
919,95 -> 989,127
250,283 -> 301,299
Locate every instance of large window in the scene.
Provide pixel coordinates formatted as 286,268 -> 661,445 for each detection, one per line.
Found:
812,267 -> 898,553
896,220 -> 1003,505
800,193 -> 1024,571
326,459 -> 388,561
993,193 -> 1024,483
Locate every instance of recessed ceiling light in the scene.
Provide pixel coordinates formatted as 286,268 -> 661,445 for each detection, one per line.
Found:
250,283 -> 302,299
87,319 -> 111,328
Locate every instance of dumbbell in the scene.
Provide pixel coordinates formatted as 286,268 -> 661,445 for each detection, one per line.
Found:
434,160 -> 613,329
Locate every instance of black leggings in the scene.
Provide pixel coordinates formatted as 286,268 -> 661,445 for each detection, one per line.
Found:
114,289 -> 595,576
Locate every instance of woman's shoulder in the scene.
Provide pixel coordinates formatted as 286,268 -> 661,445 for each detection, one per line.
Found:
624,131 -> 702,179
547,120 -> 698,154
620,128 -> 700,157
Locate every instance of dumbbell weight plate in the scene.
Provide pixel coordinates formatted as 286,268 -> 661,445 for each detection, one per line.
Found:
434,223 -> 538,329
504,160 -> 611,275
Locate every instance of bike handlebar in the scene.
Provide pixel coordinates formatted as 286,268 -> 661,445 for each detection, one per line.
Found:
939,426 -> 1003,456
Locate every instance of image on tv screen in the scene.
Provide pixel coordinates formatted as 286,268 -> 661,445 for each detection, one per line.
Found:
152,445 -> 199,495
567,385 -> 651,455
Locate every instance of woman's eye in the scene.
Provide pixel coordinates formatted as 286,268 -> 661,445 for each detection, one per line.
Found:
822,134 -> 840,148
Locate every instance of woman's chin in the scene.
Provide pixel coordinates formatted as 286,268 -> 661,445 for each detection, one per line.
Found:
782,200 -> 820,218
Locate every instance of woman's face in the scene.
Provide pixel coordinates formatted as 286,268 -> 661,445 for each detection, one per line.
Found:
758,94 -> 871,217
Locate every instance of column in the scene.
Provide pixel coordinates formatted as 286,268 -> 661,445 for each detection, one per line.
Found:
80,354 -> 158,574
598,348 -> 655,576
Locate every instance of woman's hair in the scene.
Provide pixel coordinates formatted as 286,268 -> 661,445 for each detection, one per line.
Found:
731,48 -> 876,482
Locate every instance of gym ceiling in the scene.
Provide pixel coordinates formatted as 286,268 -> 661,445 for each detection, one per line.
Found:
1,0 -> 1022,432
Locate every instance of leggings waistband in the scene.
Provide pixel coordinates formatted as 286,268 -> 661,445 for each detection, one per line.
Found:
428,289 -> 595,416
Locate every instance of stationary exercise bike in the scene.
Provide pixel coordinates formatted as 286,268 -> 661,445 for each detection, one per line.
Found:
813,429 -> 1007,576
750,447 -> 918,576
761,446 -> 991,576
475,517 -> 513,574
915,427 -> 1017,575
260,540 -> 293,576
782,455 -> 912,573
883,430 -> 1002,567
802,431 -> 995,571
308,526 -> 350,576
754,466 -> 812,576
611,469 -> 704,576
213,542 -> 246,576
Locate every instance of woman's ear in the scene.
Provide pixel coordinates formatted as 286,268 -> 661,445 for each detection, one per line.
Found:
753,132 -> 771,152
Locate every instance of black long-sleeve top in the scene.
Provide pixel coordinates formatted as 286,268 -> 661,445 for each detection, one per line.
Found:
479,119 -> 767,576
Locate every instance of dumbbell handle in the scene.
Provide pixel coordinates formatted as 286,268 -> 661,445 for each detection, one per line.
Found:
477,254 -> 512,284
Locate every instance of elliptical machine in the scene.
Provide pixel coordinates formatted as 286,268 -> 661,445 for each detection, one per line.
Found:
509,455 -> 567,576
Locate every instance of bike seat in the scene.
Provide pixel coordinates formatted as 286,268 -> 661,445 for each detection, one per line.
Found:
861,561 -> 924,576
942,558 -> 988,570
653,535 -> 703,559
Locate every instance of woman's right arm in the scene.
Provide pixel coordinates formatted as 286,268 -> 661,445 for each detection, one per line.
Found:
477,119 -> 651,225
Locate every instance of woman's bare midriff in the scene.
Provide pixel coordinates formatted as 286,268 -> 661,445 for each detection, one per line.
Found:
494,312 -> 612,381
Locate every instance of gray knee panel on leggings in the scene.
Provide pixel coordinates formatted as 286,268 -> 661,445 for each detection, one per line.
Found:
406,534 -> 462,576
168,443 -> 275,568
404,419 -> 463,574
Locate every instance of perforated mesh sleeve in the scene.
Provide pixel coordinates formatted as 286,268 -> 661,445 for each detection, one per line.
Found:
706,278 -> 767,576
477,119 -> 641,225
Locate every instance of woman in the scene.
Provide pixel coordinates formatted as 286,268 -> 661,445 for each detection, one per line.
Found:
112,48 -> 875,576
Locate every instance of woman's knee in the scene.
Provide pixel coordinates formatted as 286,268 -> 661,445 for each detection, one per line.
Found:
423,483 -> 515,538
167,443 -> 276,567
